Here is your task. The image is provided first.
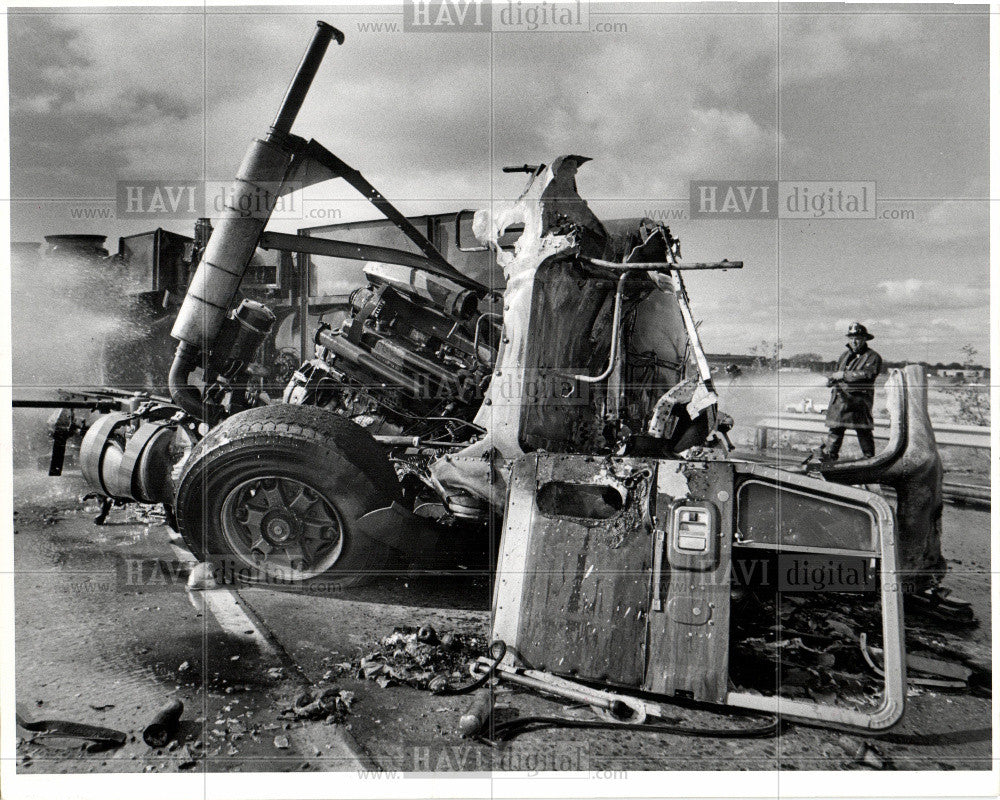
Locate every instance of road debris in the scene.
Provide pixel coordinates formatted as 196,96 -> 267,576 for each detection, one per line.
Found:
15,706 -> 127,750
457,688 -> 494,738
838,736 -> 888,770
860,633 -> 972,689
177,744 -> 198,769
417,625 -> 440,645
142,698 -> 184,747
280,687 -> 355,724
187,562 -> 217,591
346,626 -> 488,691
729,591 -> 980,705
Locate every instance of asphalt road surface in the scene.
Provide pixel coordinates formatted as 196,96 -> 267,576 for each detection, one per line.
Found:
11,467 -> 992,774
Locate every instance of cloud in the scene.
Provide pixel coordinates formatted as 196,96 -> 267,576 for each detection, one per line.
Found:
8,14 -> 88,114
8,12 -> 204,196
670,107 -> 780,180
7,7 -> 988,365
768,271 -> 989,363
874,279 -> 987,310
778,14 -> 924,85
783,276 -> 987,318
128,89 -> 200,122
892,198 -> 989,243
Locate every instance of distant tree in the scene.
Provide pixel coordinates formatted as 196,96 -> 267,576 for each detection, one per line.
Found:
788,352 -> 823,368
749,339 -> 783,371
959,343 -> 983,370
944,344 -> 989,426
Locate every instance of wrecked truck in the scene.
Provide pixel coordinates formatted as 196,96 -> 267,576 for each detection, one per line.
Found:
69,21 -> 955,730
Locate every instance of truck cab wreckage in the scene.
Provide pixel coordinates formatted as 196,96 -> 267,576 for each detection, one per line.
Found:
66,22 -> 968,733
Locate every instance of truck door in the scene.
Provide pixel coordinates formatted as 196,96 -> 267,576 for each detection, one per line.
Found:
493,454 -> 655,687
643,461 -> 734,703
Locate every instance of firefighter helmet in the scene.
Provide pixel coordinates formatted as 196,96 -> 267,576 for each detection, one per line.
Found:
846,322 -> 874,340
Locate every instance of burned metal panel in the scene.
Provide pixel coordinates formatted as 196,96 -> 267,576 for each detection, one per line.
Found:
431,157 -> 691,504
518,260 -> 617,453
491,456 -> 905,730
496,454 -> 656,686
644,461 -> 734,703
491,454 -> 540,651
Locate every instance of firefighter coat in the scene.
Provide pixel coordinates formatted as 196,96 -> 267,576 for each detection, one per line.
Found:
825,345 -> 882,429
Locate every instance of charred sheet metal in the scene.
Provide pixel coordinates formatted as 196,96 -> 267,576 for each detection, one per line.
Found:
493,454 -> 656,686
493,451 -> 907,731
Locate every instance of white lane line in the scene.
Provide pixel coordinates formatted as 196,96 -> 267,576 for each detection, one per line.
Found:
168,539 -> 374,770
233,588 -> 376,771
169,540 -> 276,656
193,587 -> 277,656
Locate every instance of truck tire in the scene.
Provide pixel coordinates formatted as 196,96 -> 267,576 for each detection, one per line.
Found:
175,404 -> 401,588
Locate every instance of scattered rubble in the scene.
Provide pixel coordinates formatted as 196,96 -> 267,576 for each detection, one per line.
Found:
129,504 -> 168,526
731,593 -> 882,704
279,687 -> 355,724
345,608 -> 981,720
343,626 -> 488,691
177,744 -> 198,769
142,699 -> 184,747
730,591 -> 985,703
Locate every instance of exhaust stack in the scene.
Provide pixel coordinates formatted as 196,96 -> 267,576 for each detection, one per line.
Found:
169,21 -> 343,420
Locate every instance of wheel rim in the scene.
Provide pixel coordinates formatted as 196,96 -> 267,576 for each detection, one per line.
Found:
220,476 -> 345,581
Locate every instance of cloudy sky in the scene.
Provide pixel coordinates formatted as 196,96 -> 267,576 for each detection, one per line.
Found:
7,2 -> 990,363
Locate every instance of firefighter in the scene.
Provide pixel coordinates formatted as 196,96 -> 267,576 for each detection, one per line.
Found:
821,322 -> 882,461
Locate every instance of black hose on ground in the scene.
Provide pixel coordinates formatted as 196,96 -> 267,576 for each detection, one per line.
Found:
432,640 -> 507,696
484,713 -> 782,744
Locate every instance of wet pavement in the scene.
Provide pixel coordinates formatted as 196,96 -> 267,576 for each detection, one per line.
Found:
10,467 -> 992,774
12,471 -> 371,774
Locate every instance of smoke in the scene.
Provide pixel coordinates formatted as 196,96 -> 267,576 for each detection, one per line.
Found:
716,369 -> 832,447
10,245 -> 150,465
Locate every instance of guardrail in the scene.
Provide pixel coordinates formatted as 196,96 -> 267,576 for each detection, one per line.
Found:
755,413 -> 990,451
